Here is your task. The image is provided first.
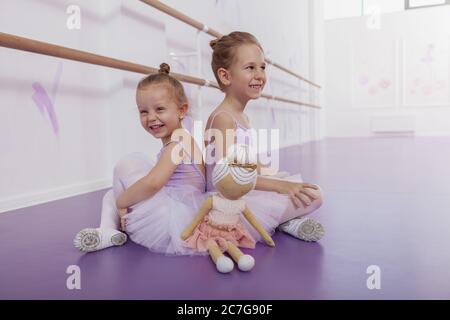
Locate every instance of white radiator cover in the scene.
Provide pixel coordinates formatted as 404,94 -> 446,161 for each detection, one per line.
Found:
371,115 -> 416,133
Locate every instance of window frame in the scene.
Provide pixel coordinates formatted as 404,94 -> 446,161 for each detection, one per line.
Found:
405,0 -> 450,10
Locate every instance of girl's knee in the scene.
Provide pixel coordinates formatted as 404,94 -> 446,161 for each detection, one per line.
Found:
113,153 -> 154,194
113,152 -> 153,177
102,189 -> 115,203
115,152 -> 149,167
279,184 -> 324,223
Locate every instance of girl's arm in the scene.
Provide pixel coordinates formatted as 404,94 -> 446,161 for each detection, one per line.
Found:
255,176 -> 319,209
180,196 -> 213,240
116,142 -> 184,210
255,175 -> 283,192
242,206 -> 275,247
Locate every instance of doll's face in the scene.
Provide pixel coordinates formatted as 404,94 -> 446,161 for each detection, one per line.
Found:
215,174 -> 254,200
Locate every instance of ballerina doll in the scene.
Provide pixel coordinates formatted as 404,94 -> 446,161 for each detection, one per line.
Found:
181,144 -> 275,273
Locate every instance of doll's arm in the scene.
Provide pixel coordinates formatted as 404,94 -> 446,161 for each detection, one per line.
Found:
243,206 -> 275,247
181,196 -> 213,240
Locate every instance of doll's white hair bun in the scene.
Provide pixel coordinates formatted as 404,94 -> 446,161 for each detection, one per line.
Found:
212,144 -> 258,187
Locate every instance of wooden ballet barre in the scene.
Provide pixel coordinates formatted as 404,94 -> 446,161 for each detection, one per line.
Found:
139,0 -> 222,38
264,58 -> 321,89
0,32 -> 214,88
140,0 -> 322,89
262,95 -> 321,109
0,32 -> 320,108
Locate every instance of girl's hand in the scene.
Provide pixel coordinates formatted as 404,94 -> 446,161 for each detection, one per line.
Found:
118,208 -> 129,231
276,181 -> 319,209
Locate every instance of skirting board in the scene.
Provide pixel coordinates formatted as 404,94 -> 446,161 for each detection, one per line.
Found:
0,179 -> 112,214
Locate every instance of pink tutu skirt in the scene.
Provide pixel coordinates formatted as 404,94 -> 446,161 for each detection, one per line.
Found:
184,216 -> 256,252
123,185 -> 207,256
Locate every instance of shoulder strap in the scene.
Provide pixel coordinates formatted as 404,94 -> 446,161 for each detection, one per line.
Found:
206,110 -> 239,141
161,140 -> 193,163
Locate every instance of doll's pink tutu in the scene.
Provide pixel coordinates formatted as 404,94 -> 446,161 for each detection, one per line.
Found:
184,216 -> 256,252
184,194 -> 257,251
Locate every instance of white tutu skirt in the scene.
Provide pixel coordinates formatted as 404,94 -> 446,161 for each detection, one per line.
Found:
124,185 -> 208,256
237,173 -> 308,242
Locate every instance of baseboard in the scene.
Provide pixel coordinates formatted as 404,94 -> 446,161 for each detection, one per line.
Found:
371,115 -> 416,134
0,179 -> 112,214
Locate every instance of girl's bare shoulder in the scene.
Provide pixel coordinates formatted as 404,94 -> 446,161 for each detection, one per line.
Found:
206,109 -> 236,130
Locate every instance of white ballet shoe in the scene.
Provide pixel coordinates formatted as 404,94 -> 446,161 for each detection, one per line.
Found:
74,228 -> 127,252
216,256 -> 234,273
279,217 -> 325,242
237,254 -> 255,272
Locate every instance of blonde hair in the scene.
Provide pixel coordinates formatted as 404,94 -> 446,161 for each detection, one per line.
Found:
210,31 -> 263,90
137,63 -> 187,105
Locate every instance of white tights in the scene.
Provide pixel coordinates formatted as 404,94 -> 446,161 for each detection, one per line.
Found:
99,152 -> 154,230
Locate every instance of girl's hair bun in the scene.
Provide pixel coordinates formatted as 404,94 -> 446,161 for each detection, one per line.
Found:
209,38 -> 219,49
158,63 -> 170,75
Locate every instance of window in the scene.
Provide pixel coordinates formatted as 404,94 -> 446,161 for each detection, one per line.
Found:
325,0 -> 449,20
363,0 -> 405,15
324,0 -> 405,20
406,0 -> 450,9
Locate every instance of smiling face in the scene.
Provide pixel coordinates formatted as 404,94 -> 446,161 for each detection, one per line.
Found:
136,84 -> 187,145
220,44 -> 266,102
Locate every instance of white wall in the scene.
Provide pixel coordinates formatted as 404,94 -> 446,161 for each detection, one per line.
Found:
0,0 -> 324,212
324,0 -> 405,20
325,5 -> 450,137
0,0 -> 115,212
325,0 -> 363,20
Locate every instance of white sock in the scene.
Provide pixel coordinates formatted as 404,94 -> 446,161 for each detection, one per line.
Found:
99,189 -> 121,230
74,227 -> 127,252
279,217 -> 325,242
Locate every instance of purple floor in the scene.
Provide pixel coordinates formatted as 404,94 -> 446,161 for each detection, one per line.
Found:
1,137 -> 450,299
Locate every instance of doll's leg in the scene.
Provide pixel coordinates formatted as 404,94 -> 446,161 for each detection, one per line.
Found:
278,184 -> 325,242
225,241 -> 255,272
207,239 -> 234,273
